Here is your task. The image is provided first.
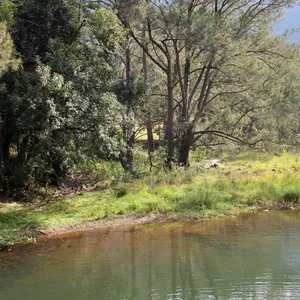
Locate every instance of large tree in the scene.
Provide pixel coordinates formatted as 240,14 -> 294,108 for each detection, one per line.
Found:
0,0 -> 126,194
113,0 -> 298,167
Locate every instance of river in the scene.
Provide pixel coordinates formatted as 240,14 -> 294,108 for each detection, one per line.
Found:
1,211 -> 300,299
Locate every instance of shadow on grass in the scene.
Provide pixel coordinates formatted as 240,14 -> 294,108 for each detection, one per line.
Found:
0,208 -> 42,246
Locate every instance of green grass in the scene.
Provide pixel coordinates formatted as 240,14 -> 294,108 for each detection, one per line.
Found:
1,151 -> 300,247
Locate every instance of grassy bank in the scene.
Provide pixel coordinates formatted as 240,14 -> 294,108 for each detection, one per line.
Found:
1,151 -> 300,248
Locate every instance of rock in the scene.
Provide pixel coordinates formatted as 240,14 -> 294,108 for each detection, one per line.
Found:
192,165 -> 205,170
209,159 -> 220,168
192,159 -> 220,170
205,159 -> 220,168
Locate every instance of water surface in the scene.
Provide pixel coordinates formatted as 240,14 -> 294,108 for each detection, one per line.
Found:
1,211 -> 300,299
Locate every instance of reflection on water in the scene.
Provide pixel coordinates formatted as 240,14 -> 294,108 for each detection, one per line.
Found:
1,211 -> 300,299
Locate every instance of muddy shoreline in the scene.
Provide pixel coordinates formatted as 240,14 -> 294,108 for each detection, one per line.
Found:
40,215 -> 194,237
0,214 -> 200,254
1,206 -> 297,254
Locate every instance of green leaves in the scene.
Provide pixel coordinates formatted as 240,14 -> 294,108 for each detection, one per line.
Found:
0,22 -> 18,76
1,0 -> 300,194
0,0 -> 15,28
89,6 -> 125,49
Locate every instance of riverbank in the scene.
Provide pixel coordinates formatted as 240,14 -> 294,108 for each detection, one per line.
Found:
1,151 -> 299,249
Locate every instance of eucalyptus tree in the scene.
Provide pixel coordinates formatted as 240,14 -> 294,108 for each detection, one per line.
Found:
257,61 -> 300,147
114,0 -> 298,167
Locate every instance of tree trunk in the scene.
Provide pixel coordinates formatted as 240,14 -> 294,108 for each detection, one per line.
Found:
142,27 -> 154,171
146,120 -> 154,153
166,62 -> 174,167
2,134 -> 10,162
125,44 -> 131,87
177,128 -> 194,168
0,127 -> 4,165
19,134 -> 30,160
120,38 -> 135,174
120,131 -> 134,174
146,119 -> 154,170
0,131 -> 11,195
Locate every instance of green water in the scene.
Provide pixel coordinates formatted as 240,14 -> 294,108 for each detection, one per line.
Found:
1,211 -> 300,299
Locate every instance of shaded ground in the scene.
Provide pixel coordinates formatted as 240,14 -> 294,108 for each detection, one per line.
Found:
55,175 -> 93,197
0,195 -> 9,203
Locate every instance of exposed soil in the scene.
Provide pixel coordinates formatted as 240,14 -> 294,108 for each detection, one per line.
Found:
54,175 -> 94,197
25,205 -> 299,241
39,214 -> 195,239
0,214 -> 197,254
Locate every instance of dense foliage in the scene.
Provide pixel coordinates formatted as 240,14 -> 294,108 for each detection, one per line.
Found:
0,0 -> 299,198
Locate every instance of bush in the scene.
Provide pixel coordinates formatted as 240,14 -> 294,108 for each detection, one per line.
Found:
283,191 -> 300,203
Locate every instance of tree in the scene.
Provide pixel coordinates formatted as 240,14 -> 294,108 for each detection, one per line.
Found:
0,22 -> 17,76
90,3 -> 149,174
0,0 -> 127,194
0,19 -> 19,193
116,0 -> 298,167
